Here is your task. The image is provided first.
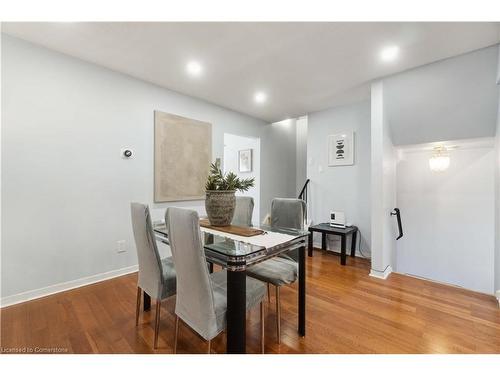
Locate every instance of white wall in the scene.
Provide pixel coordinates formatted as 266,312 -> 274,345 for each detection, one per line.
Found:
396,141 -> 495,294
378,46 -> 500,293
496,100 -> 500,300
1,35 -> 296,302
370,81 -> 397,277
223,133 -> 260,225
307,102 -> 371,256
0,32 -> 3,302
495,51 -> 500,300
296,116 -> 308,197
260,119 -> 298,219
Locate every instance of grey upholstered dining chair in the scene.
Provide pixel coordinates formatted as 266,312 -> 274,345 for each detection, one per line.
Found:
246,198 -> 306,344
166,206 -> 267,353
130,203 -> 176,349
232,196 -> 254,227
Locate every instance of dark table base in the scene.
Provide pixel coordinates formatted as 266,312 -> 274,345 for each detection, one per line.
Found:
226,269 -> 246,353
298,245 -> 306,336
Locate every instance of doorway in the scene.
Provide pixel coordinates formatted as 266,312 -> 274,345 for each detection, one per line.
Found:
395,140 -> 495,294
223,133 -> 261,225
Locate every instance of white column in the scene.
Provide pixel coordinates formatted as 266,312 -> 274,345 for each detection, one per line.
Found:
370,81 -> 397,279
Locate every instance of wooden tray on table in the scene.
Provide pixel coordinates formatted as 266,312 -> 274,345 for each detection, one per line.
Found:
199,219 -> 264,237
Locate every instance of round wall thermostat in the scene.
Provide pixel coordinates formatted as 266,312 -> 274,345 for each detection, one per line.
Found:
121,148 -> 134,159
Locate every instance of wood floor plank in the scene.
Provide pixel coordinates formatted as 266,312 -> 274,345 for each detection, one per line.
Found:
1,249 -> 499,354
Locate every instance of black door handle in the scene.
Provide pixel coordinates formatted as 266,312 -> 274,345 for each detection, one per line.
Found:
390,208 -> 403,240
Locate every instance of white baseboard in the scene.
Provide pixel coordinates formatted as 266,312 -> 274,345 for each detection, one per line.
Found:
369,266 -> 393,279
0,264 -> 138,308
496,290 -> 500,307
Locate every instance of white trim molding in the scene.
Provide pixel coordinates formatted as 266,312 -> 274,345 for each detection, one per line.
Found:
369,266 -> 393,279
496,290 -> 500,307
0,265 -> 138,308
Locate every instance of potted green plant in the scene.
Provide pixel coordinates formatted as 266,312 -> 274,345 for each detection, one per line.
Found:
205,162 -> 255,226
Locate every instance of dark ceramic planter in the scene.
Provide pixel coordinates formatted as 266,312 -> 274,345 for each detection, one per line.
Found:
205,190 -> 236,226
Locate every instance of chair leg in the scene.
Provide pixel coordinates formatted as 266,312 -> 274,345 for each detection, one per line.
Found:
153,299 -> 161,349
135,286 -> 141,326
207,339 -> 211,354
260,301 -> 265,354
174,315 -> 179,354
267,283 -> 271,303
275,285 -> 281,344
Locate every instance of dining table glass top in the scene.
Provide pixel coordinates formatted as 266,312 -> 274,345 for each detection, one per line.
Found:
153,222 -> 309,258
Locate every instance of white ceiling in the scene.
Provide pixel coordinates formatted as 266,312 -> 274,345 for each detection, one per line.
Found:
2,22 -> 499,122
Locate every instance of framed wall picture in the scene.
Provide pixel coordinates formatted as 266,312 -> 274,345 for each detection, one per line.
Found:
154,111 -> 212,202
238,149 -> 253,172
328,131 -> 354,166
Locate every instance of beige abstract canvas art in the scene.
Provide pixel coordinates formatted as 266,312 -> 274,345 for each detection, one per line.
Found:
154,111 -> 212,202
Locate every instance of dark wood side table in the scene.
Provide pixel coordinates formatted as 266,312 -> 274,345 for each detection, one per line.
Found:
308,223 -> 358,265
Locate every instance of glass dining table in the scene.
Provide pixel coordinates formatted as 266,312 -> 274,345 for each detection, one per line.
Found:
150,223 -> 310,354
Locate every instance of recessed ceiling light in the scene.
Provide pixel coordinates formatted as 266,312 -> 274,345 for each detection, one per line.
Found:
380,45 -> 399,62
186,61 -> 203,77
254,91 -> 267,104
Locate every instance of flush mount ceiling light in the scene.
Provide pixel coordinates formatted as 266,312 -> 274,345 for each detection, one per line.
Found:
429,145 -> 450,172
186,60 -> 203,77
380,45 -> 400,62
254,91 -> 267,104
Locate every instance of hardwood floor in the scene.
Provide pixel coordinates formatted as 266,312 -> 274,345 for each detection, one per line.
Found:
1,250 -> 499,354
